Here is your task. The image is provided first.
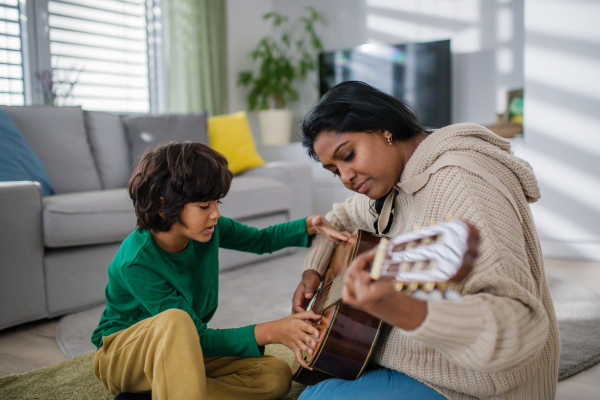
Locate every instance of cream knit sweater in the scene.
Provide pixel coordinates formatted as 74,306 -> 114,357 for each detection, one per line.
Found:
302,123 -> 559,399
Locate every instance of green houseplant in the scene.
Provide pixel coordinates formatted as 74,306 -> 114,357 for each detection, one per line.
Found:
237,7 -> 325,145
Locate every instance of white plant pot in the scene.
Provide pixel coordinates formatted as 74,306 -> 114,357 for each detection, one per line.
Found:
258,109 -> 293,146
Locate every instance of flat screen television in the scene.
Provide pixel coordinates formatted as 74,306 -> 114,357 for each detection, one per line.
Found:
319,40 -> 451,129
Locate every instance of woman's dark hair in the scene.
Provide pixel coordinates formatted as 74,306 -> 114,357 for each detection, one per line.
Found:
128,141 -> 233,232
301,81 -> 431,161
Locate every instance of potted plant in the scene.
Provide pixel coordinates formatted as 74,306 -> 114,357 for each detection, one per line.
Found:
237,7 -> 325,145
35,67 -> 82,106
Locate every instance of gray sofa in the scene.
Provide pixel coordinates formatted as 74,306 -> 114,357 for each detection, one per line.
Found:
0,105 -> 313,330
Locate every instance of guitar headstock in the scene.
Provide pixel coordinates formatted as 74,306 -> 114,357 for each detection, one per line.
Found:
370,220 -> 479,301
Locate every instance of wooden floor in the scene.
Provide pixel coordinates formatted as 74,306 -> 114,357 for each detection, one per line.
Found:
1,257 -> 599,399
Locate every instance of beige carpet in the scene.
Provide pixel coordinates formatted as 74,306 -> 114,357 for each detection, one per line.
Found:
0,344 -> 305,400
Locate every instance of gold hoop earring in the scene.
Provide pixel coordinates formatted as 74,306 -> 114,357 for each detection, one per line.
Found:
387,137 -> 393,146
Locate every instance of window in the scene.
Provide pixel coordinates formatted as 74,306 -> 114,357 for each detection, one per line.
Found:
0,0 -> 25,106
0,0 -> 163,113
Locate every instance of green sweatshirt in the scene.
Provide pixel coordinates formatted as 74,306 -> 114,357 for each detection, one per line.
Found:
91,216 -> 312,358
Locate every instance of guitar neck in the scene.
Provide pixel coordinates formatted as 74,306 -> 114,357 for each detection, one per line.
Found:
368,220 -> 479,300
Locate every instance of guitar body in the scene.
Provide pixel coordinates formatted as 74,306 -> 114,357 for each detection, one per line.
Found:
293,230 -> 383,385
293,219 -> 480,386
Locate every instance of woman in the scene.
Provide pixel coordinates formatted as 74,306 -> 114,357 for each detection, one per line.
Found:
292,81 -> 559,400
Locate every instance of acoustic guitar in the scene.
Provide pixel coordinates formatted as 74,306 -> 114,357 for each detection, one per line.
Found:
292,219 -> 479,386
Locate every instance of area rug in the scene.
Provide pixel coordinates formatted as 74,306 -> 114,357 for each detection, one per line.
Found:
0,344 -> 304,400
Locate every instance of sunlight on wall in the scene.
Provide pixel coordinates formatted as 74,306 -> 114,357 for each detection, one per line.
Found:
366,0 -> 480,23
366,0 -> 481,53
526,98 -> 600,157
526,148 -> 600,218
525,0 -> 600,260
526,0 -> 600,44
531,204 -> 600,260
525,46 -> 600,101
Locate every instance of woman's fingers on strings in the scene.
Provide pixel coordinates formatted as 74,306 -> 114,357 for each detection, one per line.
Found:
342,283 -> 357,306
292,291 -> 306,314
348,252 -> 375,275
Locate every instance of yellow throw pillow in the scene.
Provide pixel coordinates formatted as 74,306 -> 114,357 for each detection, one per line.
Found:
207,111 -> 265,175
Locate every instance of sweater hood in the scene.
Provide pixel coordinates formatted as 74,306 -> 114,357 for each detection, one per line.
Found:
399,123 -> 540,203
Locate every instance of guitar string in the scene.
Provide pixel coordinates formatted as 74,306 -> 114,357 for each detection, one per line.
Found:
311,271 -> 347,311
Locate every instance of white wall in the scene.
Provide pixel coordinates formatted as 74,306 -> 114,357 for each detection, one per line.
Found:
227,0 -> 274,115
228,0 -> 524,127
524,0 -> 600,260
227,0 -> 527,215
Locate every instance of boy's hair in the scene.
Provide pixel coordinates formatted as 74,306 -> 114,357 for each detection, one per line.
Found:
128,141 -> 233,232
301,81 -> 431,161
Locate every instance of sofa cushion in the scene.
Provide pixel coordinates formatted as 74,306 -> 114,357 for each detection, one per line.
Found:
219,176 -> 292,220
84,111 -> 131,189
42,177 -> 291,248
207,111 -> 265,175
0,108 -> 56,196
1,105 -> 102,194
43,189 -> 136,248
122,112 -> 209,166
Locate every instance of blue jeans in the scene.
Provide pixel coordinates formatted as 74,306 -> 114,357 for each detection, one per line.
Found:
299,368 -> 447,400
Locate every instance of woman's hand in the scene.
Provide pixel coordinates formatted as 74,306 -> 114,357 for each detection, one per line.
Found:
292,270 -> 322,314
306,215 -> 352,243
342,252 -> 428,331
254,311 -> 322,370
342,252 -> 397,311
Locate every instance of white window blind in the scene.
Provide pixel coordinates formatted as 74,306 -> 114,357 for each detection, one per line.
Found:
48,0 -> 157,112
0,0 -> 24,106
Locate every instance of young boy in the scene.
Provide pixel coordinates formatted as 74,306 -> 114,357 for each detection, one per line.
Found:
91,142 -> 348,400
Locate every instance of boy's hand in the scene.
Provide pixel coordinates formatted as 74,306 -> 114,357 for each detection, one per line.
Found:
255,311 -> 322,370
292,270 -> 321,314
306,215 -> 352,243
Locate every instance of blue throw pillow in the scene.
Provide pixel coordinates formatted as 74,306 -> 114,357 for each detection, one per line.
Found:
0,107 -> 56,196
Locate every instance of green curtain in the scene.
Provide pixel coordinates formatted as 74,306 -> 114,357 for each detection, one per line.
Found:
164,0 -> 228,115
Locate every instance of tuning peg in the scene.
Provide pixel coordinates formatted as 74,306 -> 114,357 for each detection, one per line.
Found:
405,241 -> 417,250
422,281 -> 436,292
435,282 -> 449,293
420,236 -> 433,245
393,281 -> 404,292
406,282 -> 420,293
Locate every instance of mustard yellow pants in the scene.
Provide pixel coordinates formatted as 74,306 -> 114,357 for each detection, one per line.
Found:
93,309 -> 292,400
